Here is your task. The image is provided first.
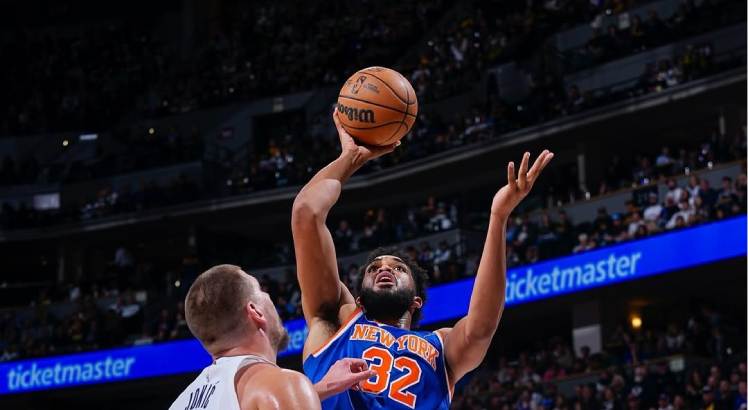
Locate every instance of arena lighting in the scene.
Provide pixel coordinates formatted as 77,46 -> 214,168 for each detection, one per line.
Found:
79,133 -> 98,141
0,216 -> 744,395
148,127 -> 155,135
62,140 -> 69,147
631,316 -> 643,329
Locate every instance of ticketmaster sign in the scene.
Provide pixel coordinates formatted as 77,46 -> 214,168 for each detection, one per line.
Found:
0,340 -> 210,395
1,217 -> 744,395
423,216 -> 746,323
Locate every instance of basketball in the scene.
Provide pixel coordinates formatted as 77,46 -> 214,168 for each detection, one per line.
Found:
336,66 -> 418,146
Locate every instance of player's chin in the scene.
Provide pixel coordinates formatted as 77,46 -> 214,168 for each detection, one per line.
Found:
371,282 -> 397,292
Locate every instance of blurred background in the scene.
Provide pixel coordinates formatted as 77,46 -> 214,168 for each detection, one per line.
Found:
0,0 -> 745,408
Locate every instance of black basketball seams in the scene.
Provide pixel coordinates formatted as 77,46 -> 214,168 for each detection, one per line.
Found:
341,121 -> 402,130
338,95 -> 417,117
361,71 -> 416,106
384,123 -> 404,145
386,84 -> 411,145
397,85 -> 409,138
338,76 -> 416,145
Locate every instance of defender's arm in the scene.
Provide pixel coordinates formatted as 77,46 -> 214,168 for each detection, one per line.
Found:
313,358 -> 376,401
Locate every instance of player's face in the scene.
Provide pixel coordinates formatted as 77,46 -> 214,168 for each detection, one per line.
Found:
358,255 -> 417,322
362,255 -> 415,292
247,275 -> 289,352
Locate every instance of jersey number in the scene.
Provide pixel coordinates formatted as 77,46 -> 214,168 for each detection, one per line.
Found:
359,347 -> 421,408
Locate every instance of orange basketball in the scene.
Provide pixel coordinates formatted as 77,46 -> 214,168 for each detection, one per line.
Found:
336,66 -> 418,146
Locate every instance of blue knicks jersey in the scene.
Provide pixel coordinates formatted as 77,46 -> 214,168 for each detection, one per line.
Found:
304,309 -> 452,409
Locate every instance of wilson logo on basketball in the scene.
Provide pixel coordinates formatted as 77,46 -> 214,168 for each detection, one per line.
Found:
337,103 -> 375,123
351,76 -> 367,94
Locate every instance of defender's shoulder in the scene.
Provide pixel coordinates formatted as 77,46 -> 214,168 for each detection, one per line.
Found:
243,365 -> 309,386
238,367 -> 319,410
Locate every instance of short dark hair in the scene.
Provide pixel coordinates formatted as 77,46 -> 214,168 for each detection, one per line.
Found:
185,264 -> 255,353
357,246 -> 429,326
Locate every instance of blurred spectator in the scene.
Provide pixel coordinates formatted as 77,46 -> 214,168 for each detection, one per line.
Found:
450,307 -> 745,410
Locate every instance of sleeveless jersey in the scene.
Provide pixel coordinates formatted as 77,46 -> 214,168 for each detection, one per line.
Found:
304,308 -> 452,409
169,355 -> 272,410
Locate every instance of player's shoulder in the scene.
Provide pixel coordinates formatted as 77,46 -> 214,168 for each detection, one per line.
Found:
434,327 -> 451,338
429,327 -> 451,347
303,303 -> 362,361
245,365 -> 310,387
407,326 -> 448,339
237,366 -> 318,409
255,367 -> 314,393
276,368 -> 314,387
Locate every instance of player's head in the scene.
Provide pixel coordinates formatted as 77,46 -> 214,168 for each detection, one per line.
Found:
356,247 -> 429,327
185,264 -> 289,357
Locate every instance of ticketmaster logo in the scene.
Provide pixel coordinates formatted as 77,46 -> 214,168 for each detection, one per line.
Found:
506,252 -> 642,302
6,356 -> 135,392
280,322 -> 309,357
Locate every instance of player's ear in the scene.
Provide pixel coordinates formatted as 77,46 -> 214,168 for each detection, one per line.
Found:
410,296 -> 423,310
246,301 -> 267,329
355,296 -> 362,307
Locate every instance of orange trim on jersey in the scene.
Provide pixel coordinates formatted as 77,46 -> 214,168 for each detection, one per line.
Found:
434,330 -> 454,402
308,307 -> 363,358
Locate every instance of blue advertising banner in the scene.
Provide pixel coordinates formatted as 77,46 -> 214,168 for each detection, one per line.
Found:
1,216 -> 744,395
422,216 -> 746,323
0,340 -> 210,395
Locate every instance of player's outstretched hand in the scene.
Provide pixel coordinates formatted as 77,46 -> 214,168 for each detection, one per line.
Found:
315,358 -> 376,400
333,109 -> 398,165
491,150 -> 554,219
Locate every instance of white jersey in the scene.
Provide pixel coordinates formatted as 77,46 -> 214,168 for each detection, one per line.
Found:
169,355 -> 274,410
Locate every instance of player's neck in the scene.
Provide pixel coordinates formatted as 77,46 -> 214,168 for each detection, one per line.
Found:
372,311 -> 412,329
213,337 -> 277,364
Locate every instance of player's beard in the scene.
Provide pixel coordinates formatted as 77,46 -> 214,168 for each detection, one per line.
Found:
268,306 -> 288,353
269,313 -> 290,352
359,285 -> 415,323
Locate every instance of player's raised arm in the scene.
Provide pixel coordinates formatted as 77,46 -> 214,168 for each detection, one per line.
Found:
439,150 -> 554,384
292,110 -> 397,358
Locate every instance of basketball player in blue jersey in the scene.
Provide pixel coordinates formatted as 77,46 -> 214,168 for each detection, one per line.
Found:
291,111 -> 554,409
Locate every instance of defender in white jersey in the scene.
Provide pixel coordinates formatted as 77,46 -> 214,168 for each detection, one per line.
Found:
170,264 -> 375,410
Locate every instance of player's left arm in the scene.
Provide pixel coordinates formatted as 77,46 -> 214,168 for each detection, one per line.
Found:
438,150 -> 554,384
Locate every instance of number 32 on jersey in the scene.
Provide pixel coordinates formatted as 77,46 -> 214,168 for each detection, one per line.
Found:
359,347 -> 422,408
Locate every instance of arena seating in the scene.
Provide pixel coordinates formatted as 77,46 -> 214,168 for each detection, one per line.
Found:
0,2 -> 744,408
